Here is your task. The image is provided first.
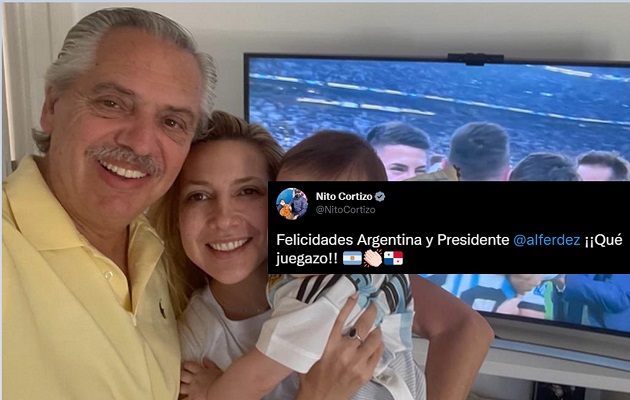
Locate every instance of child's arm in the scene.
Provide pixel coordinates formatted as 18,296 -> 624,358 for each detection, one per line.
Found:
199,348 -> 293,400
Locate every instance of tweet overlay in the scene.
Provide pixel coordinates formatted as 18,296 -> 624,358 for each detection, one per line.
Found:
268,181 -> 628,273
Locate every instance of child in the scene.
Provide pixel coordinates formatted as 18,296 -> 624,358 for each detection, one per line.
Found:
277,198 -> 293,219
193,130 -> 424,400
261,273 -> 418,400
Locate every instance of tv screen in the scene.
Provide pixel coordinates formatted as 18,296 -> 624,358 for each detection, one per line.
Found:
417,274 -> 630,339
245,54 -> 630,347
245,54 -> 630,181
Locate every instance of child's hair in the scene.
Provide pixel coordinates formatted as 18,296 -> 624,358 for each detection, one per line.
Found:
279,130 -> 388,181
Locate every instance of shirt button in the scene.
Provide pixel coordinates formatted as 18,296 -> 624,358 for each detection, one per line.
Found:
377,373 -> 392,384
104,271 -> 114,280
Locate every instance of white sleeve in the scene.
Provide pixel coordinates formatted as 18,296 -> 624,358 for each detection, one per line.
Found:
256,294 -> 341,374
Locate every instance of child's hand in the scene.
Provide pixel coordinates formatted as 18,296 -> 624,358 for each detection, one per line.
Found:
179,359 -> 223,400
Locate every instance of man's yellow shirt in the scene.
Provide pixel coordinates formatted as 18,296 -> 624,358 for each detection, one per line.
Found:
2,156 -> 180,399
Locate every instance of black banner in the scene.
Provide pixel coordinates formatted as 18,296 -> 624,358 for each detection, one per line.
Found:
268,181 -> 628,273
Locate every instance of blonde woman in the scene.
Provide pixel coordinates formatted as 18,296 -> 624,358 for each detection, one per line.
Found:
149,111 -> 383,400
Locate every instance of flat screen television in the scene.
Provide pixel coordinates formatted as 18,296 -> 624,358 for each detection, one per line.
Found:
244,53 -> 630,179
245,54 -> 630,368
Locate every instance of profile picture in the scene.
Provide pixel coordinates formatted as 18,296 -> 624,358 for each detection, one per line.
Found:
276,188 -> 308,220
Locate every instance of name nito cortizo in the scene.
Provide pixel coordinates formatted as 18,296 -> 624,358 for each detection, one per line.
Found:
316,192 -> 373,201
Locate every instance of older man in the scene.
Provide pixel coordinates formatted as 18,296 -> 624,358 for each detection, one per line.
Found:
2,8 -> 217,399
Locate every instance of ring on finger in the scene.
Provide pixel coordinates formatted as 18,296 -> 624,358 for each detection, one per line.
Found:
346,326 -> 364,344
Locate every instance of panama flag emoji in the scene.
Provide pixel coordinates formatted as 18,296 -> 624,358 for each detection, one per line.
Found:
384,251 -> 403,265
343,251 -> 363,265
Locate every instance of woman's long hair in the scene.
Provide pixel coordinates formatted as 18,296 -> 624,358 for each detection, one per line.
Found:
148,110 -> 284,318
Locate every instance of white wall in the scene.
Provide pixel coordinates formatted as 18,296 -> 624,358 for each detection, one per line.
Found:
4,2 -> 630,164
2,3 -> 77,170
3,59 -> 11,180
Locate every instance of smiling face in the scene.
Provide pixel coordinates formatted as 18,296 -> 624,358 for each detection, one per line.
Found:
374,144 -> 427,181
178,140 -> 269,285
39,27 -> 204,230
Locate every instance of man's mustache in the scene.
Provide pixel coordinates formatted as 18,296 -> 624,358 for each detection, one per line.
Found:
86,146 -> 162,177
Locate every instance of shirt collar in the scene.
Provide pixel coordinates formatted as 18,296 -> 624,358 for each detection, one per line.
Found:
4,155 -> 164,252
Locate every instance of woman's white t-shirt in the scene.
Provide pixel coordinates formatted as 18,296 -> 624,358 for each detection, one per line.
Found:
178,284 -> 425,400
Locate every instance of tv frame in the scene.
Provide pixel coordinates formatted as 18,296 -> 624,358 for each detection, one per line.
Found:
245,54 -> 630,365
484,312 -> 630,373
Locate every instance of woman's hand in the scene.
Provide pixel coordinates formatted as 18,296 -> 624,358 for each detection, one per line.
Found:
179,358 -> 223,400
296,295 -> 385,400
